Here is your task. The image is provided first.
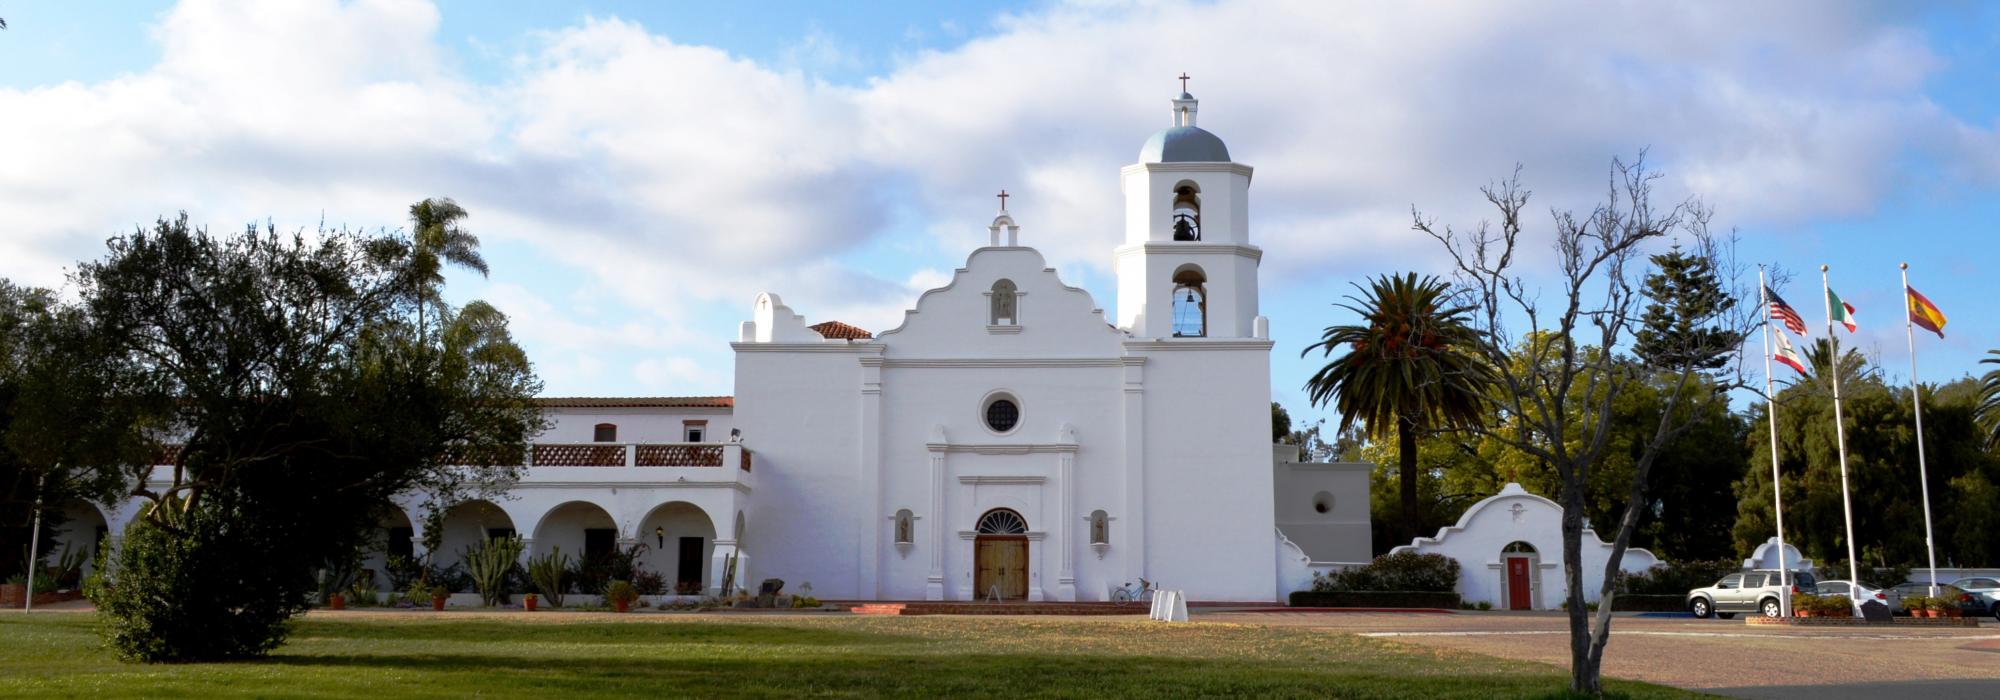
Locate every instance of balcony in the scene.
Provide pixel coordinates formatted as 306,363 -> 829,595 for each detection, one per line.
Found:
517,442 -> 754,489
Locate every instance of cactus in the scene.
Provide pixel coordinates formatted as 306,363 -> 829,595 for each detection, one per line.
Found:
462,536 -> 524,607
527,547 -> 572,608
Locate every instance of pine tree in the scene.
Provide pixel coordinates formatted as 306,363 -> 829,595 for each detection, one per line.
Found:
1633,246 -> 1742,370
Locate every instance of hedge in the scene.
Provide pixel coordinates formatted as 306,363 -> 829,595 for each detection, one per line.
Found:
1609,594 -> 1686,612
1288,591 -> 1461,609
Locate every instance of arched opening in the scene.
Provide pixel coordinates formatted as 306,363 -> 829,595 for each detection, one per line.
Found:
593,423 -> 618,442
1170,181 -> 1201,241
48,502 -> 109,585
435,500 -> 516,585
974,508 -> 1029,601
638,501 -> 717,595
1501,540 -> 1539,611
1088,510 -> 1109,546
359,504 -> 416,593
1171,265 -> 1207,338
989,279 -> 1019,326
894,509 -> 916,545
1312,491 -> 1335,515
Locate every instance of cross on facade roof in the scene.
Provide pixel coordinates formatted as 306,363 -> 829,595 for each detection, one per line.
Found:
1178,72 -> 1190,92
997,189 -> 1009,211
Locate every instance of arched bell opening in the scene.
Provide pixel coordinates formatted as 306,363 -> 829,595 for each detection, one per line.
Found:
1170,181 -> 1202,241
1171,264 -> 1208,338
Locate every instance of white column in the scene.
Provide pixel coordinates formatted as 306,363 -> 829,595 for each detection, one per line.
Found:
926,434 -> 947,601
858,356 -> 884,600
1121,357 -> 1147,585
1056,426 -> 1077,601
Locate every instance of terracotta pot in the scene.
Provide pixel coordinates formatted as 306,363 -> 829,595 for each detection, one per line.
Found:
431,596 -> 448,611
1920,609 -> 1937,618
329,593 -> 345,611
613,599 -> 630,613
525,596 -> 538,612
1795,609 -> 1813,618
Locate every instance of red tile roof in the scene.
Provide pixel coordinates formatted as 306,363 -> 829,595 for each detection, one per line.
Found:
535,396 -> 734,409
809,320 -> 873,340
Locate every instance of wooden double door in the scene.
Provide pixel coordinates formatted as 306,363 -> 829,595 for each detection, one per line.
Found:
974,536 -> 1028,600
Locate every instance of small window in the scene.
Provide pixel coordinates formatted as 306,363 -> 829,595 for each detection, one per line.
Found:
990,279 -> 1019,326
683,420 -> 708,442
1089,510 -> 1109,546
894,509 -> 915,545
1312,491 -> 1335,515
984,395 -> 1020,433
593,423 -> 617,442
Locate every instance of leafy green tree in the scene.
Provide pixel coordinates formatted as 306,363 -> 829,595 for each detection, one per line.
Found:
74,214 -> 541,661
1302,273 -> 1493,544
0,281 -> 150,579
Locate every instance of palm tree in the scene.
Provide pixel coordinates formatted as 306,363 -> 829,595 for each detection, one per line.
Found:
405,197 -> 488,336
1302,273 -> 1493,544
1977,350 -> 2000,449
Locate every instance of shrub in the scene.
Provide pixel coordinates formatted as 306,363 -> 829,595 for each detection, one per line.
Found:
92,508 -> 305,662
527,548 -> 572,608
1900,595 -> 1930,612
346,579 -> 380,607
632,570 -> 666,596
1816,594 -> 1852,616
1616,559 -> 1740,595
1311,552 -> 1459,593
1790,592 -> 1821,613
383,554 -> 424,592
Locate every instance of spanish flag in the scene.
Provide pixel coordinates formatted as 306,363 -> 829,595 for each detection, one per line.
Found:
1907,286 -> 1947,338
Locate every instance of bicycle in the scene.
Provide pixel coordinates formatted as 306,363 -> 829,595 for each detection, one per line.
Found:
1110,578 -> 1155,604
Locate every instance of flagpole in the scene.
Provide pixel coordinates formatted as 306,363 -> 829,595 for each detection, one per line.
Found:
1901,262 -> 1940,597
1822,265 -> 1862,614
1758,266 -> 1792,616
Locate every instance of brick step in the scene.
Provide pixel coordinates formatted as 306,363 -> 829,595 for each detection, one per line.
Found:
844,602 -> 1148,616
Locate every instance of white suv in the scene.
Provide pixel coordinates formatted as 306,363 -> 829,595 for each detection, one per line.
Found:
1687,570 -> 1815,619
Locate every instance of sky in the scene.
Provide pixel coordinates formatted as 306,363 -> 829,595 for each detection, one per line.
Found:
2,0 -> 1998,430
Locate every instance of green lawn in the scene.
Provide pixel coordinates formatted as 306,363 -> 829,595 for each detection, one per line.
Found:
0,611 -> 1699,698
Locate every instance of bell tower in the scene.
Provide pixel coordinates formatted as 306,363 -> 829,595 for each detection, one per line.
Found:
1114,79 -> 1265,340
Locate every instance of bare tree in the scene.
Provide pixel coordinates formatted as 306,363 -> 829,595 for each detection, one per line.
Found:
1414,155 -> 1757,696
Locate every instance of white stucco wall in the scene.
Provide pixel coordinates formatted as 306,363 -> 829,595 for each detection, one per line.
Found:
1273,459 -> 1372,565
1391,483 -> 1660,609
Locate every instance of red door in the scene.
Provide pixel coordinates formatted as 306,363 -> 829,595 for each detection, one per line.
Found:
1507,557 -> 1532,610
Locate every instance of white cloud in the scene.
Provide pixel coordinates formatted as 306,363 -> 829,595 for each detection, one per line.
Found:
2,0 -> 1995,396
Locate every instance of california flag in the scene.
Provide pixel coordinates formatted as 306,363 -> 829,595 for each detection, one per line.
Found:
1773,330 -> 1808,375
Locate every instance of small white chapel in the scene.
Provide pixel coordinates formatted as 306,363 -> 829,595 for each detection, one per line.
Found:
70,85 -> 1372,603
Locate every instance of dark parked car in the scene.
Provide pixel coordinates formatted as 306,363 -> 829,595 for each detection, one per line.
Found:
1946,577 -> 2000,619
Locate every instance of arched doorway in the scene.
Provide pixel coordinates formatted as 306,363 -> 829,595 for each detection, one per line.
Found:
637,501 -> 716,595
533,501 -> 619,567
973,509 -> 1029,601
436,500 -> 516,576
1501,541 -> 1539,610
360,505 -> 415,592
51,502 -> 109,584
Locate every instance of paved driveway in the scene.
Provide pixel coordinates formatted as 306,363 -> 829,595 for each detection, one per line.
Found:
1201,611 -> 2000,699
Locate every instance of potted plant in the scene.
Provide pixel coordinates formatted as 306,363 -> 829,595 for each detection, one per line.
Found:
430,584 -> 451,611
1820,594 -> 1853,618
329,591 -> 346,610
523,592 -> 539,612
606,580 -> 637,613
1901,595 -> 1932,618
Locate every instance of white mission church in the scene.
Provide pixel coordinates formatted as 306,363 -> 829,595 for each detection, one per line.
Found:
67,88 -> 1373,603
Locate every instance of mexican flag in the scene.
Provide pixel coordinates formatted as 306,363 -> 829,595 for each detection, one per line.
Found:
1827,288 -> 1857,333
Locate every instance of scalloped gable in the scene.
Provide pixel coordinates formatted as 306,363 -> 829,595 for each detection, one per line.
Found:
874,247 -> 1125,357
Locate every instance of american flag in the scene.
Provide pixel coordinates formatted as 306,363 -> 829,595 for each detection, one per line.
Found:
1764,286 -> 1807,336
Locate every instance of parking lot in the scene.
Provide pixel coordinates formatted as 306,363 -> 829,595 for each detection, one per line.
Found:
1201,610 -> 2000,699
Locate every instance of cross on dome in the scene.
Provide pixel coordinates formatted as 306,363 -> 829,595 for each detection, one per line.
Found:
1178,72 -> 1190,92
996,189 -> 1009,211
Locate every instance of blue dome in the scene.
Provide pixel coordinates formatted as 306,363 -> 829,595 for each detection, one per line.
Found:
1139,126 -> 1230,163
